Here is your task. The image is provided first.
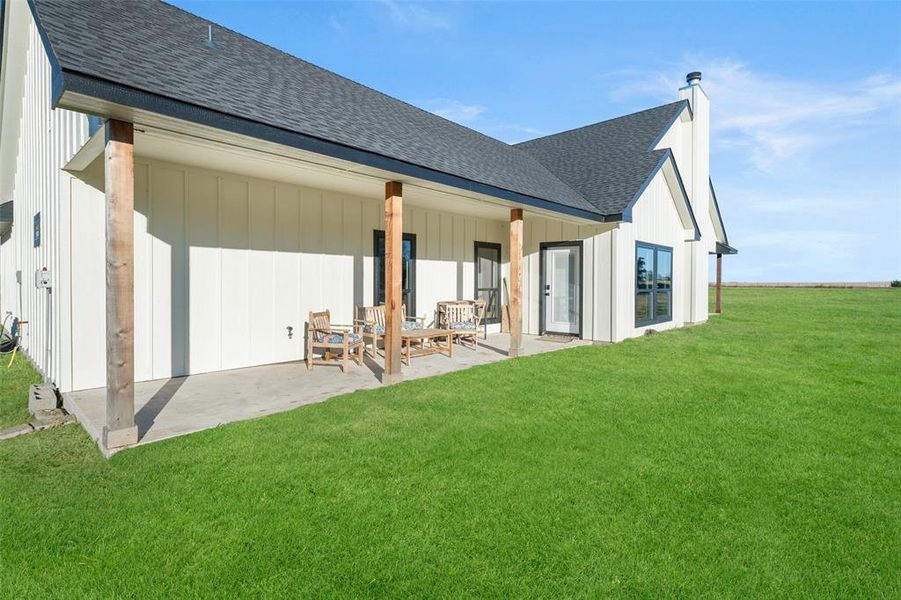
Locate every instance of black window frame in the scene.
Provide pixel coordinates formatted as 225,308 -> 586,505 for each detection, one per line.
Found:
473,241 -> 502,325
373,230 -> 417,316
635,241 -> 673,327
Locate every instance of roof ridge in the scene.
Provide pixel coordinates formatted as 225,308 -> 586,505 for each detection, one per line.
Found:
153,1 -> 591,209
515,100 -> 688,147
158,1 -> 520,150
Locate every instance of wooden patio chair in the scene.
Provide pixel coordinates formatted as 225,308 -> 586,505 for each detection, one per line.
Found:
438,300 -> 485,350
354,304 -> 425,357
472,298 -> 487,339
306,310 -> 364,373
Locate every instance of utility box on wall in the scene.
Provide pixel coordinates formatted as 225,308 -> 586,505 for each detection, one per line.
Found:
35,268 -> 51,289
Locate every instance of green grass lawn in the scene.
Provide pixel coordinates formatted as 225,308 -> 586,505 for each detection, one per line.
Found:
1,288 -> 899,597
0,350 -> 41,429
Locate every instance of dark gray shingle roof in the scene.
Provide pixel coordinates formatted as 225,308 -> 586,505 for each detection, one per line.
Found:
516,101 -> 689,216
30,0 -> 601,216
28,0 -> 690,221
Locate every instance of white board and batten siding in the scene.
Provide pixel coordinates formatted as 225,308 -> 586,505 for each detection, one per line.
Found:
0,7 -> 89,390
67,152 -> 701,390
607,170 -> 697,342
68,157 -> 609,391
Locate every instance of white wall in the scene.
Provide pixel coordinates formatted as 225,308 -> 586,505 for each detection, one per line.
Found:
609,170 -> 694,342
67,156 -> 606,391
523,218 -> 606,338
0,6 -> 89,389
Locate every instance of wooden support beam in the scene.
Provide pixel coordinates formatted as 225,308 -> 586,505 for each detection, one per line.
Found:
102,120 -> 138,449
715,252 -> 723,314
509,208 -> 523,357
383,181 -> 403,383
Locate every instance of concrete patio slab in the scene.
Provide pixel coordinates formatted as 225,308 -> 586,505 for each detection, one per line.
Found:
63,333 -> 591,454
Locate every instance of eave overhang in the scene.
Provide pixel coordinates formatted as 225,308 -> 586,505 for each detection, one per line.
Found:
28,0 -> 605,227
714,242 -> 738,255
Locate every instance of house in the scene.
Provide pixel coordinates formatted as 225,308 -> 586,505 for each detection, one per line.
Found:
0,0 -> 735,450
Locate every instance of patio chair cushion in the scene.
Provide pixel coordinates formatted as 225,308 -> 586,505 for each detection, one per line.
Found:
449,321 -> 477,330
363,321 -> 423,335
315,332 -> 362,344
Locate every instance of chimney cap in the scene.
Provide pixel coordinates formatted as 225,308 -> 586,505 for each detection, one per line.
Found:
686,71 -> 702,85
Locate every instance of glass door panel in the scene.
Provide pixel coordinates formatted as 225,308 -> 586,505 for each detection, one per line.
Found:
475,242 -> 501,324
374,231 -> 416,315
543,244 -> 581,335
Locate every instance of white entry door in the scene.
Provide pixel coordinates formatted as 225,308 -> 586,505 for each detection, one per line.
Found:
543,244 -> 581,335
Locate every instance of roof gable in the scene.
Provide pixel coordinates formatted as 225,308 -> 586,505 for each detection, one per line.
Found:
515,101 -> 689,216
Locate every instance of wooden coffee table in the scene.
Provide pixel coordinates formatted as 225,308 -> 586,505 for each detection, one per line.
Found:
401,328 -> 453,365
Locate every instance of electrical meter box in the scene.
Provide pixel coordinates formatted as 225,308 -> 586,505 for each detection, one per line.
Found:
35,269 -> 51,289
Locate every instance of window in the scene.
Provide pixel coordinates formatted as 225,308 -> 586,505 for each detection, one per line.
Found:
374,230 -> 416,315
474,242 -> 501,324
635,242 -> 673,326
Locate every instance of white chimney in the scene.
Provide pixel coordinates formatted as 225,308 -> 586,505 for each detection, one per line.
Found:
678,70 -> 711,245
678,71 -> 714,323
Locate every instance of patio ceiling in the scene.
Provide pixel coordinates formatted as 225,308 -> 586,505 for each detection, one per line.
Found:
63,105 -> 600,226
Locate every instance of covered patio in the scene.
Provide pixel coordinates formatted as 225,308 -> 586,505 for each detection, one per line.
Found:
61,112 -> 605,454
64,333 -> 592,454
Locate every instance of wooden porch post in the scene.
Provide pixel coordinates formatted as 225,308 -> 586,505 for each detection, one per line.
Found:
383,181 -> 403,383
509,208 -> 523,357
102,119 -> 138,449
715,252 -> 723,314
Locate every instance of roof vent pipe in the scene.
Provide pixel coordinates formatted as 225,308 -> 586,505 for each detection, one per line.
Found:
203,24 -> 217,49
686,71 -> 702,86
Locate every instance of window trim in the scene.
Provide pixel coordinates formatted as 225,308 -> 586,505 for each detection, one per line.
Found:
373,229 -> 417,316
635,241 -> 673,327
473,241 -> 502,325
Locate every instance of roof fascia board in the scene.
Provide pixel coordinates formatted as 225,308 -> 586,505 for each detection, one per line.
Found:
713,242 -> 738,255
648,99 -> 691,152
708,177 -> 730,245
57,70 -> 605,223
24,0 -> 65,105
665,150 -> 701,240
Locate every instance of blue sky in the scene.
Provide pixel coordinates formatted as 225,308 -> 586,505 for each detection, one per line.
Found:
174,0 -> 901,282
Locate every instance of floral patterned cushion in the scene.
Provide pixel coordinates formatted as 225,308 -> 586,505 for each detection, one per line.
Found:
449,321 -> 477,330
363,321 -> 422,335
316,332 -> 362,344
